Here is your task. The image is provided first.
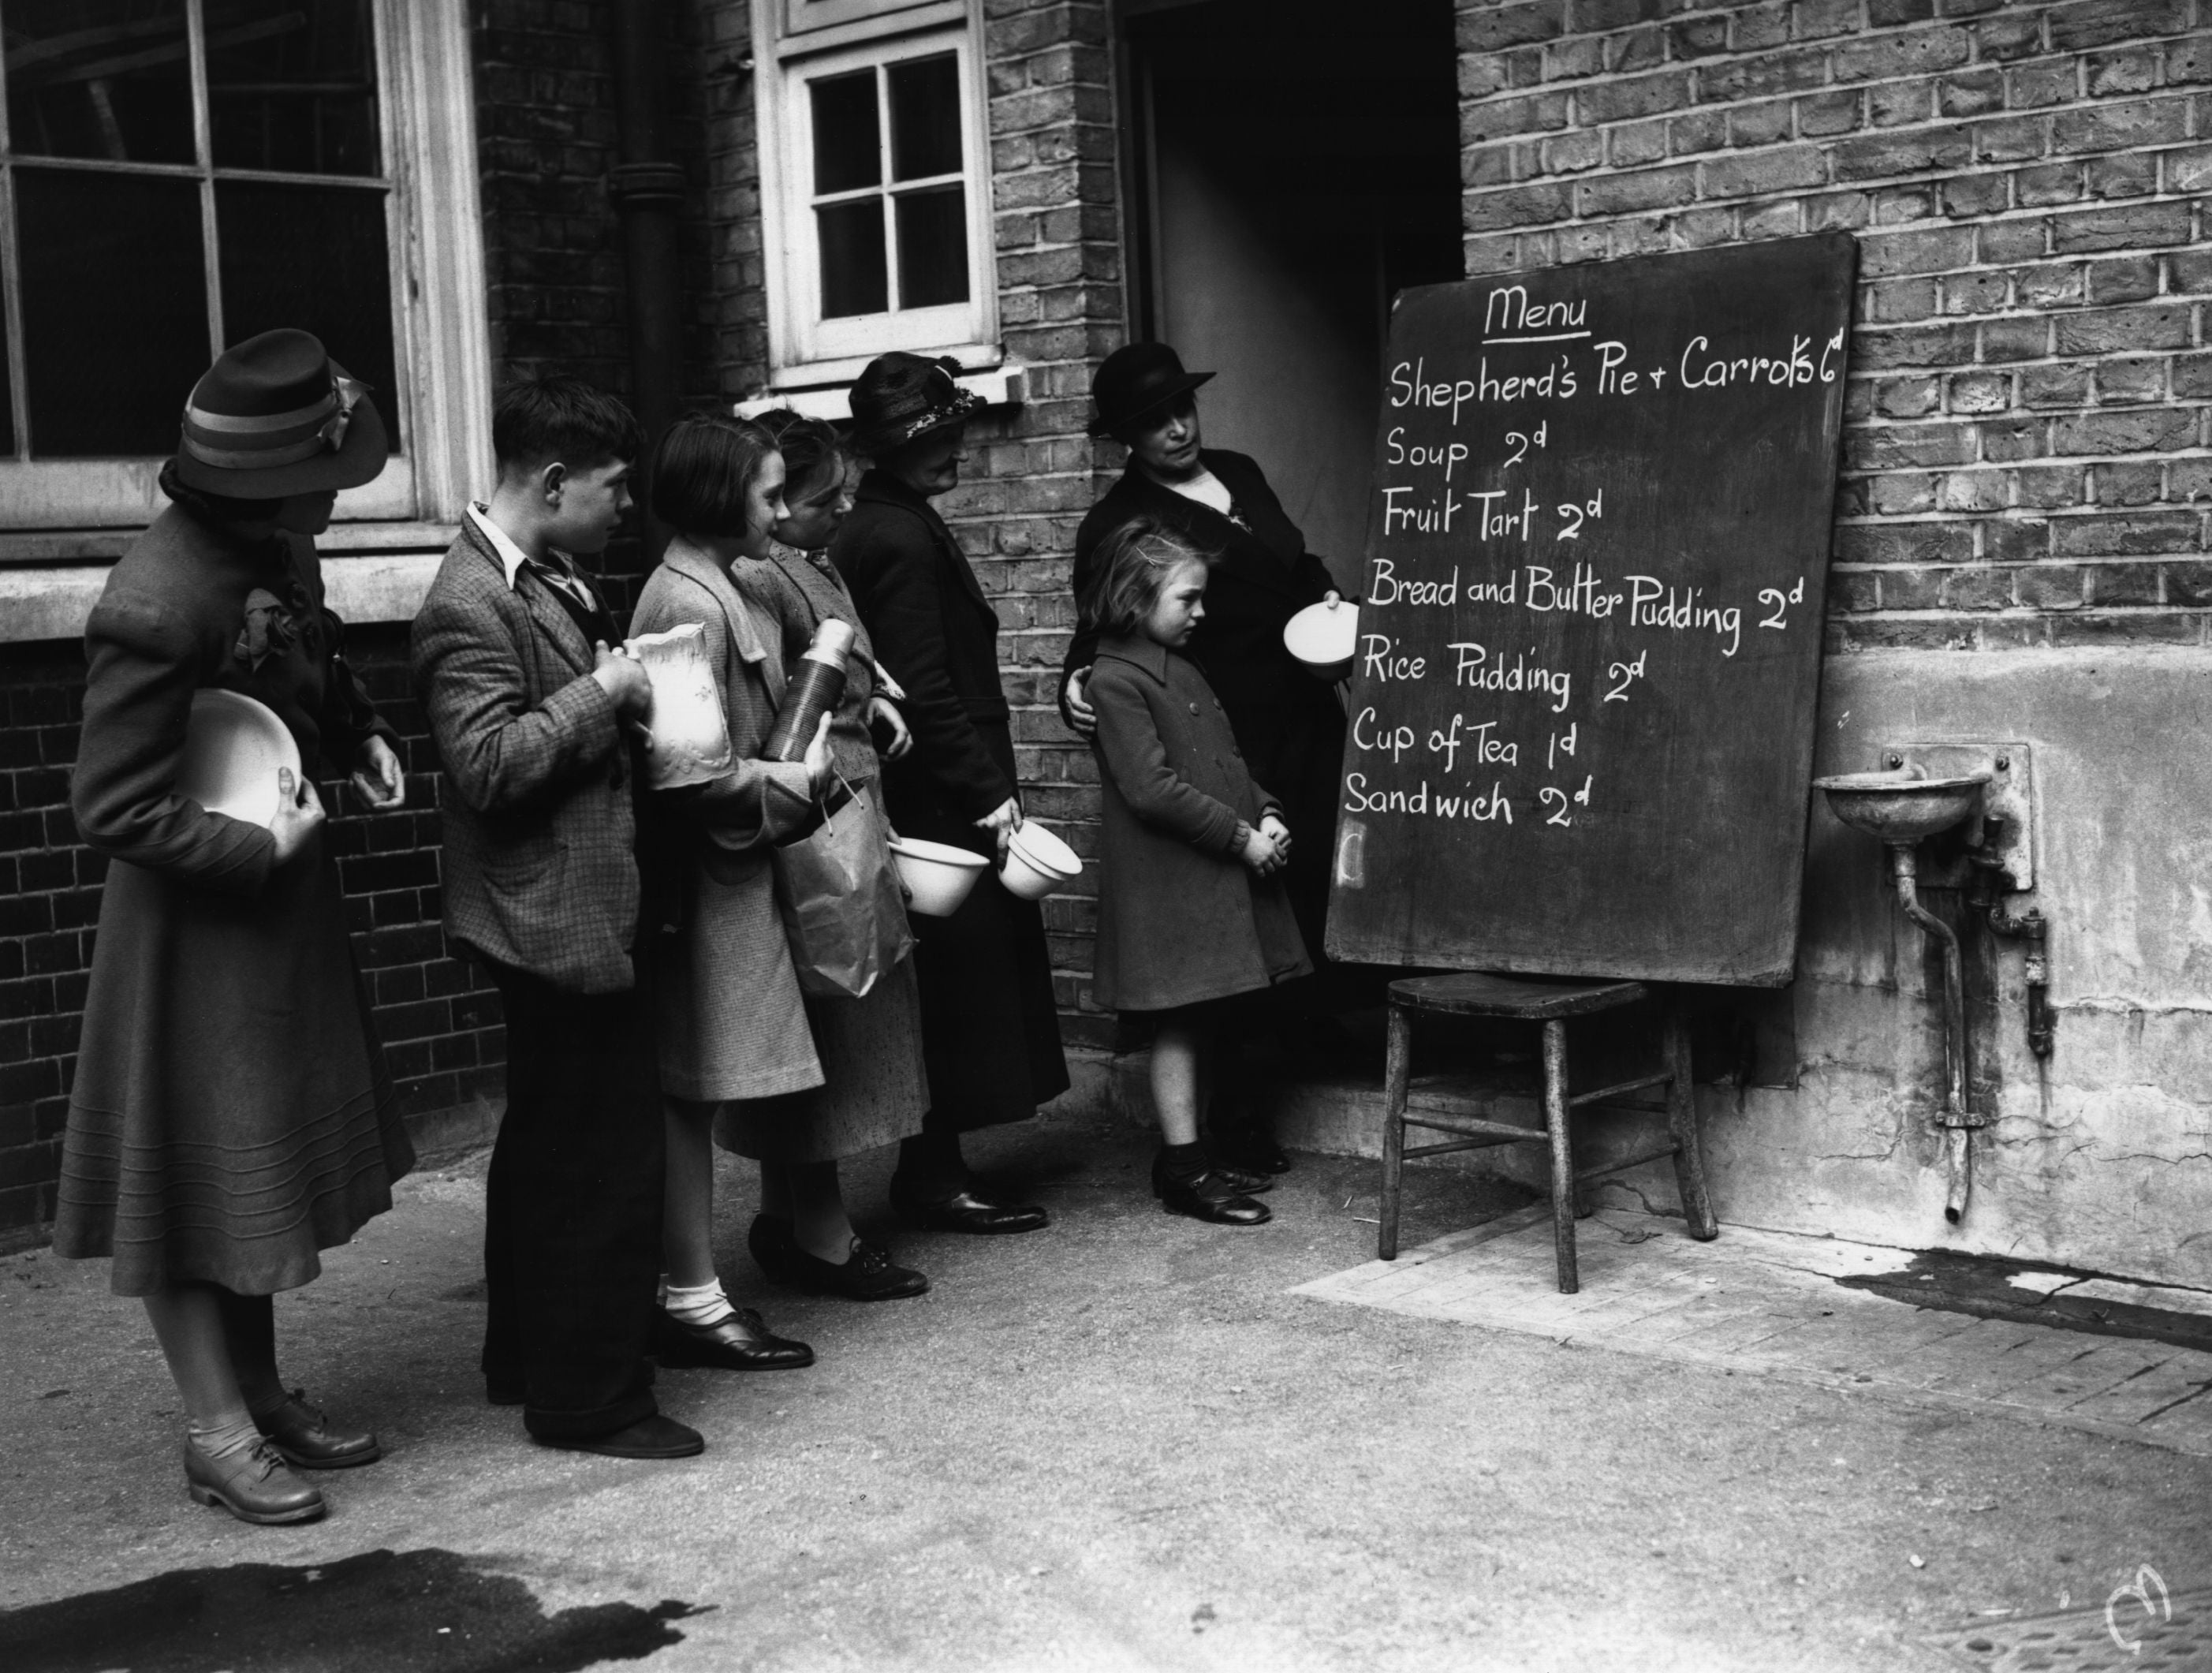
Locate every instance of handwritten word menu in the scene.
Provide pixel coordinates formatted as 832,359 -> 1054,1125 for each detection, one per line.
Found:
1325,233 -> 1856,987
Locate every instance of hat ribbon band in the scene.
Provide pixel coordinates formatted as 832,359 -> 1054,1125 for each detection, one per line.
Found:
181,431 -> 339,469
886,390 -> 985,447
185,389 -> 339,435
180,373 -> 367,471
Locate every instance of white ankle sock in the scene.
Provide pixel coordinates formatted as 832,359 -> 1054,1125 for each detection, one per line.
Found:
664,1278 -> 735,1328
188,1413 -> 262,1459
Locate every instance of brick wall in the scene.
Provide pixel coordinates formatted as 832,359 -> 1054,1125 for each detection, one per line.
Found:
1456,0 -> 2212,648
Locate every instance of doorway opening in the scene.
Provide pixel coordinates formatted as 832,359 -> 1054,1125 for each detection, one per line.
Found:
1119,0 -> 1464,579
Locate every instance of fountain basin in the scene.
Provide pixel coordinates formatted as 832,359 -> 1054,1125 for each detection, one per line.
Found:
1813,768 -> 1990,844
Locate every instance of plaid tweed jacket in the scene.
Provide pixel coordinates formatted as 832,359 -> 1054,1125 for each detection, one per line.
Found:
410,517 -> 639,994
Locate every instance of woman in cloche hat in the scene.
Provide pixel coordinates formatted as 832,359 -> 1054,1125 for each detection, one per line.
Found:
54,329 -> 414,1525
826,354 -> 1068,1235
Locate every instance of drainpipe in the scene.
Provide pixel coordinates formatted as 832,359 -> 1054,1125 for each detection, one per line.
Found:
1891,847 -> 1975,1224
608,0 -> 684,552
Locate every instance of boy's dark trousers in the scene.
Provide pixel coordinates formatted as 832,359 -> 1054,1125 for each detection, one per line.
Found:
481,962 -> 665,1441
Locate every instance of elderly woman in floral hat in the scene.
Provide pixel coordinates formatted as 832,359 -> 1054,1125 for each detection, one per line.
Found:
827,353 -> 1067,1238
55,329 -> 412,1525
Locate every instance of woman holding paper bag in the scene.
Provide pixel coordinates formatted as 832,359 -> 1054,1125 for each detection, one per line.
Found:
632,417 -> 928,1350
725,413 -> 938,1298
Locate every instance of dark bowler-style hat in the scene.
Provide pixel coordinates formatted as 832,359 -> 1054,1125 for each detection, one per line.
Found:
1087,341 -> 1214,438
174,327 -> 388,499
848,352 -> 985,457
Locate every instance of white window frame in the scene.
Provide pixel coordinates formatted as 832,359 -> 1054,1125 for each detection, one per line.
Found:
753,0 -> 1000,394
0,1 -> 491,546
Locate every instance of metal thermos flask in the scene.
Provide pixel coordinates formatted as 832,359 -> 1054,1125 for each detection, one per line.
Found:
764,618 -> 856,762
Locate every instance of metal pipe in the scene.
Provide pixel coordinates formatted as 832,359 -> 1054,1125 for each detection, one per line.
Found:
609,0 -> 684,557
1989,905 -> 2053,1059
1891,845 -> 1974,1223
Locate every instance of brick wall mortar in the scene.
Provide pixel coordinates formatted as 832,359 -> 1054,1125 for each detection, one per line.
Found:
1457,0 -> 2212,651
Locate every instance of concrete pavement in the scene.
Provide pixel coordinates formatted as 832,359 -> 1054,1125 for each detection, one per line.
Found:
3,1111 -> 2209,1671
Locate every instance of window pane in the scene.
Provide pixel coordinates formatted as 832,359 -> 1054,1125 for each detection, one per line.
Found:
887,54 -> 961,181
217,181 -> 401,449
16,168 -> 208,456
817,200 -> 887,319
208,0 -> 382,177
894,185 -> 968,308
809,70 -> 880,196
2,0 -> 195,165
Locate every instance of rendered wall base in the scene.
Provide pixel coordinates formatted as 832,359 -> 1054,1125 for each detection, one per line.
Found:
1069,646 -> 2212,1288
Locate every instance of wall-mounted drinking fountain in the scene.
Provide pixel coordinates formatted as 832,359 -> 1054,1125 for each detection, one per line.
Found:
1814,764 -> 1993,1225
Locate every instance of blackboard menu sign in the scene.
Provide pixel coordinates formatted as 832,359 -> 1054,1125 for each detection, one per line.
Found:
1325,233 -> 1856,987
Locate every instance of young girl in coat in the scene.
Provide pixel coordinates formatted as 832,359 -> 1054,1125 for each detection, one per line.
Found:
1083,518 -> 1311,1225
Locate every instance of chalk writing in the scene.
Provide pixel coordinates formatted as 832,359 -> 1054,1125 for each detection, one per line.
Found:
1329,234 -> 1856,984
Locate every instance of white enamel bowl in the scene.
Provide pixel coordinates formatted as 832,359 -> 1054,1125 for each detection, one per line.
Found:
999,820 -> 1082,901
1282,599 -> 1358,680
176,689 -> 303,828
888,836 -> 991,917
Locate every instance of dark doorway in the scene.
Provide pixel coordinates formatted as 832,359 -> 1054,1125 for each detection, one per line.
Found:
1120,0 -> 1464,579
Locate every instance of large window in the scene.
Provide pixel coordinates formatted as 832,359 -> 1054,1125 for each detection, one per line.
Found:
0,0 -> 489,536
755,0 -> 998,391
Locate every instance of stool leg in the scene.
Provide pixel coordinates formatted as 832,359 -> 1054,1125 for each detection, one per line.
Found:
1542,1018 -> 1578,1294
1379,1002 -> 1410,1260
1666,1003 -> 1718,1241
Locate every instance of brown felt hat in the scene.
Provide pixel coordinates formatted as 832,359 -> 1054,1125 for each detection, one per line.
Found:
849,353 -> 984,457
173,328 -> 388,499
1087,342 -> 1214,439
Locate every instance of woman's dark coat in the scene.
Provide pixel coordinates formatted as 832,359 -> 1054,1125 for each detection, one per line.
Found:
1061,449 -> 1346,962
1087,633 -> 1310,1014
832,470 -> 1069,1129
55,504 -> 412,1296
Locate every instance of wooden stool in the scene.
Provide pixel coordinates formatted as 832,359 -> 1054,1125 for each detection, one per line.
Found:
1378,973 -> 1718,1292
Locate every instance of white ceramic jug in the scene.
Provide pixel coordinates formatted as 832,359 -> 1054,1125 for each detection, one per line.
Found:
626,622 -> 733,789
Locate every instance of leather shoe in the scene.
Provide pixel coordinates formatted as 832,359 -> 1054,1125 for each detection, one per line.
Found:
1210,1124 -> 1293,1175
185,1437 -> 327,1524
1151,1156 -> 1271,1226
653,1305 -> 814,1371
889,1181 -> 1050,1234
254,1388 -> 381,1469
540,1414 -> 704,1460
1207,1158 -> 1275,1194
748,1212 -> 793,1278
767,1234 -> 930,1301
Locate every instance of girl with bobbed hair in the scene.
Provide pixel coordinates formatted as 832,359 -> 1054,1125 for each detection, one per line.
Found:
630,413 -> 858,1372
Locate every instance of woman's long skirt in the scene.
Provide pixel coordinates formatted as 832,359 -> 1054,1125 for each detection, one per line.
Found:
54,832 -> 412,1296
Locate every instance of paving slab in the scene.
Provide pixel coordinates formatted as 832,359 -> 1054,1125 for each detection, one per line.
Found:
1294,1207 -> 2212,1460
3,1130 -> 2210,1672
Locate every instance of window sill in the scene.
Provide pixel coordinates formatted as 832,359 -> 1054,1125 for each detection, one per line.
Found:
740,357 -> 1024,423
0,524 -> 456,644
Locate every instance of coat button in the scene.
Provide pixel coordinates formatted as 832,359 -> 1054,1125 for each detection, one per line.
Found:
1188,701 -> 1200,715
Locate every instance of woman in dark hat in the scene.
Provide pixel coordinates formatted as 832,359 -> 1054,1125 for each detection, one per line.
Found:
830,353 -> 1066,1231
1059,343 -> 1348,1174
55,328 -> 413,1525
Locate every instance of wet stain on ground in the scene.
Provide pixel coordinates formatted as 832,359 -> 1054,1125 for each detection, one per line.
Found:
1837,1247 -> 2212,1354
0,1547 -> 703,1672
